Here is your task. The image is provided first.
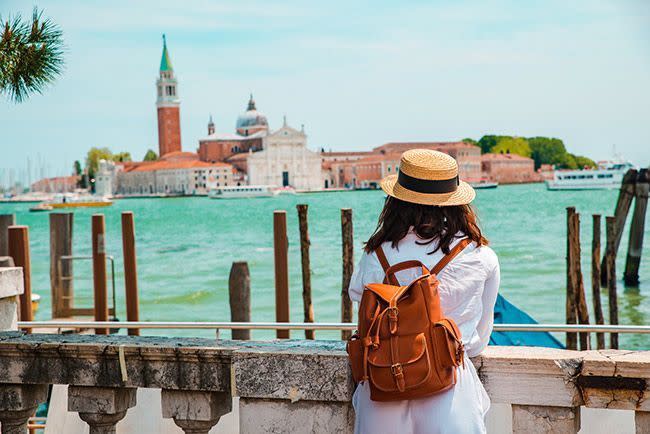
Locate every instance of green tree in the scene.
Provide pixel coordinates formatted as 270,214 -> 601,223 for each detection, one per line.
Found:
492,137 -> 531,157
527,137 -> 568,169
461,138 -> 477,145
0,8 -> 64,103
85,147 -> 112,181
571,154 -> 597,169
143,149 -> 158,161
477,135 -> 499,154
73,160 -> 82,176
112,152 -> 131,162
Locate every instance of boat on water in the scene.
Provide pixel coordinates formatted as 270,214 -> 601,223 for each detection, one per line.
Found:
468,178 -> 498,189
546,159 -> 636,191
29,193 -> 112,212
208,185 -> 295,199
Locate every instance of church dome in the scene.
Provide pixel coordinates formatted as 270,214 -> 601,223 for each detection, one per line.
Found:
236,95 -> 268,133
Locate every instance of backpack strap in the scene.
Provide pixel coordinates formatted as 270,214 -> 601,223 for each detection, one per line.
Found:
431,238 -> 472,275
375,246 -> 400,285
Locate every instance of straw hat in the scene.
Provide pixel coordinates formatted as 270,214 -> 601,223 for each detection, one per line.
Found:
380,149 -> 476,206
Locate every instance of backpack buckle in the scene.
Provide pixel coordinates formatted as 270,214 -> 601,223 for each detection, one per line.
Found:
390,363 -> 403,376
387,307 -> 399,334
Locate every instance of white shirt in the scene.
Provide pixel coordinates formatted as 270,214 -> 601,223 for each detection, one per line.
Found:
348,231 -> 500,434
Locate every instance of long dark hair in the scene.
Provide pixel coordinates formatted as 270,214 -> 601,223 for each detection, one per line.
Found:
364,196 -> 488,254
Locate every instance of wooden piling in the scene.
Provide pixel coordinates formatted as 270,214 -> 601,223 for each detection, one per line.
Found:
565,207 -> 578,350
8,225 -> 33,332
341,208 -> 354,340
571,212 -> 590,350
605,216 -> 618,349
591,215 -> 605,349
121,212 -> 140,336
273,210 -> 290,339
49,213 -> 74,319
601,169 -> 637,284
228,261 -> 251,340
0,214 -> 16,257
624,168 -> 649,287
297,204 -> 315,340
91,214 -> 109,335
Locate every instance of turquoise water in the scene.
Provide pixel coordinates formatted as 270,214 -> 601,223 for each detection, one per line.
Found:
1,183 -> 648,348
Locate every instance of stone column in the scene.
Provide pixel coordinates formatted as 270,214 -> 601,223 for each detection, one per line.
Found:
68,386 -> 136,434
161,390 -> 231,434
512,405 -> 580,434
636,411 -> 650,434
0,384 -> 48,434
0,268 -> 23,332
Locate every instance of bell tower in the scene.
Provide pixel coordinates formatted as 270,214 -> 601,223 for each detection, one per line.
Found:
156,34 -> 181,156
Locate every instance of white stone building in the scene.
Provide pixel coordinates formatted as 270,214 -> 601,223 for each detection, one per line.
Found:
246,122 -> 322,191
114,152 -> 233,196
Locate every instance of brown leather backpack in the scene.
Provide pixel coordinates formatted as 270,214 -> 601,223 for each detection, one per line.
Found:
346,239 -> 470,402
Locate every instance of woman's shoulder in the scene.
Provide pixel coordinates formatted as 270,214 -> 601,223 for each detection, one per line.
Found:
469,242 -> 499,273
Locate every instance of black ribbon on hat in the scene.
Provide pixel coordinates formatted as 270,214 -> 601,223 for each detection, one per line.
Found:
397,171 -> 459,194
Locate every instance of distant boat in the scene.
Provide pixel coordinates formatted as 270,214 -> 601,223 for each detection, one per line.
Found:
546,159 -> 636,191
29,193 -> 112,212
209,185 -> 275,199
468,178 -> 498,189
490,294 -> 563,348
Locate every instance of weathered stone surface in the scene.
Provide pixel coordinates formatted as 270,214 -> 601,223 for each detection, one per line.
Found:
0,268 -> 22,299
0,296 -> 18,332
472,346 -> 584,407
162,390 -> 231,434
240,398 -> 354,434
232,340 -> 353,402
0,384 -> 48,434
0,333 -> 232,392
512,404 -> 579,434
68,387 -> 137,434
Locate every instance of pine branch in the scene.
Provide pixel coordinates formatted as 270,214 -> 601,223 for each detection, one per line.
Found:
0,7 -> 64,103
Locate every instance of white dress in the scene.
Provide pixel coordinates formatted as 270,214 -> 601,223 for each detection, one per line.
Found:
349,231 -> 500,434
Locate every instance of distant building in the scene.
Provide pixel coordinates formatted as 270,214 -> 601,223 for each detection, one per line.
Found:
322,142 -> 482,189
197,96 -> 267,163
247,122 -> 322,190
30,176 -> 78,193
481,153 -> 540,184
116,152 -> 233,196
156,35 -> 182,157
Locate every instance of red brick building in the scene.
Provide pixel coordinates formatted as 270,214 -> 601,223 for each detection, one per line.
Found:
31,176 -> 78,193
480,153 -> 540,184
323,141 -> 482,189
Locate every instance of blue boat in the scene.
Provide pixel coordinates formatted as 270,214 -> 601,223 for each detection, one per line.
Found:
490,294 -> 564,348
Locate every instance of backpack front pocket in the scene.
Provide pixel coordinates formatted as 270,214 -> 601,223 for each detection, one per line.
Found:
367,333 -> 431,392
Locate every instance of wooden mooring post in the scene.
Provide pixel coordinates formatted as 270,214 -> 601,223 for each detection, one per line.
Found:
91,214 -> 109,335
297,204 -> 315,340
8,225 -> 33,332
565,207 -> 578,350
0,214 -> 16,257
49,213 -> 74,319
341,208 -> 354,340
228,261 -> 251,340
566,208 -> 590,350
623,168 -> 649,287
121,212 -> 140,336
591,215 -> 605,349
605,216 -> 618,349
601,168 -> 637,285
273,210 -> 290,339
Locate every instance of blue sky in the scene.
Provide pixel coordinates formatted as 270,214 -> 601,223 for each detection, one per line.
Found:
1,0 -> 649,184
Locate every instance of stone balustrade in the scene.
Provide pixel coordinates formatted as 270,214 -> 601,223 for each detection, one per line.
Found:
0,332 -> 649,433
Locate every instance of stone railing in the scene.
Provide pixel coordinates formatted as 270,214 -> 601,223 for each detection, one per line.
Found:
0,332 -> 649,434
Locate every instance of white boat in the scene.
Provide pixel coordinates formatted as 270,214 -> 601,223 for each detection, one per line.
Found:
546,160 -> 636,191
468,179 -> 498,189
208,185 -> 275,199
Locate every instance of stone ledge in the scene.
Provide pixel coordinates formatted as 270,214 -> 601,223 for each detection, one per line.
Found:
0,268 -> 23,299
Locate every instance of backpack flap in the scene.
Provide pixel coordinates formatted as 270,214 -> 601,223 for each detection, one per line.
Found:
432,318 -> 464,368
